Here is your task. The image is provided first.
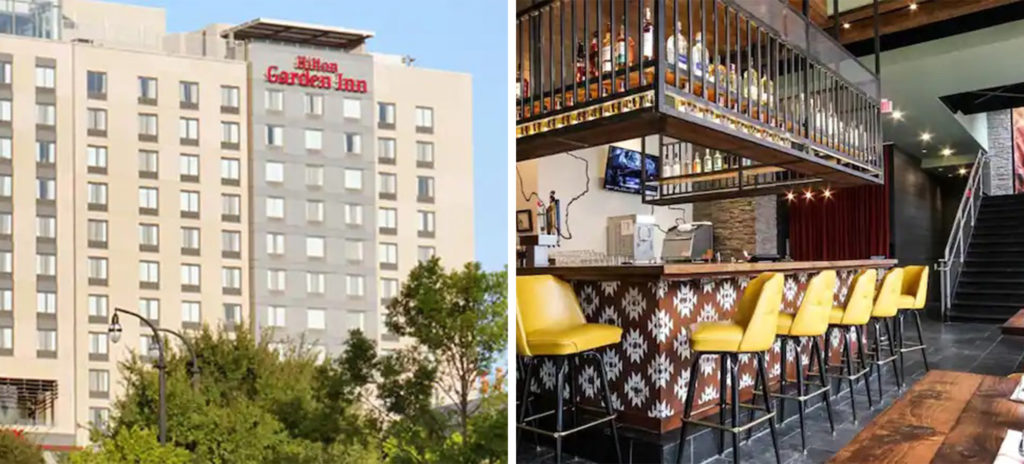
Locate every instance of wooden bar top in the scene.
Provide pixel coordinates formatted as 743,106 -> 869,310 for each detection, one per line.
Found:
517,259 -> 896,280
831,370 -> 1024,464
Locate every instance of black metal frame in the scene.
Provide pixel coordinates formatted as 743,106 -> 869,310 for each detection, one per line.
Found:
817,324 -> 873,423
865,316 -> 902,397
772,334 -> 835,451
895,309 -> 930,389
677,350 -> 780,464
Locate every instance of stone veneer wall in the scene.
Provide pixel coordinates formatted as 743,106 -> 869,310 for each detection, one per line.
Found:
987,109 -> 1012,195
692,196 -> 777,259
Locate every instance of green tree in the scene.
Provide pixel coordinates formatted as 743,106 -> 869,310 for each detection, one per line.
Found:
0,429 -> 44,464
69,426 -> 190,464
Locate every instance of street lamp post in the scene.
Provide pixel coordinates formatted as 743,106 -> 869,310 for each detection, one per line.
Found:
108,307 -> 166,444
156,328 -> 200,390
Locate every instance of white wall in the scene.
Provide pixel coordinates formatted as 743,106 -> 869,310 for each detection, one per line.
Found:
515,137 -> 692,257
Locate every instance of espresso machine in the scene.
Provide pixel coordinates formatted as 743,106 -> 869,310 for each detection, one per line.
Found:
661,222 -> 713,262
606,214 -> 656,263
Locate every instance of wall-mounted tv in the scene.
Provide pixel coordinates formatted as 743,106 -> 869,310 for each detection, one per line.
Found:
603,145 -> 658,194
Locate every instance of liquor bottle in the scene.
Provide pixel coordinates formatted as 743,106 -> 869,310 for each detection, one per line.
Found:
601,26 -> 613,74
589,31 -> 600,77
703,150 -> 713,173
642,7 -> 654,61
691,32 -> 708,77
713,151 -> 724,171
575,40 -> 587,83
742,68 -> 759,103
665,22 -> 688,71
692,150 -> 702,174
516,71 -> 523,100
615,18 -> 635,70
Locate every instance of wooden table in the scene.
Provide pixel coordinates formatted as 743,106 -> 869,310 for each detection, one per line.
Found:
831,370 -> 1024,463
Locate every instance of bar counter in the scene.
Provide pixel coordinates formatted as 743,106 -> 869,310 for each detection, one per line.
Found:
518,259 -> 896,436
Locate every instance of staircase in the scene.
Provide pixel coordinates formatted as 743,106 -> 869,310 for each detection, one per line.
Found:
949,193 -> 1024,321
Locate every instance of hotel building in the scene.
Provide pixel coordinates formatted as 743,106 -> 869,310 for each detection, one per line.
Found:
0,0 -> 473,449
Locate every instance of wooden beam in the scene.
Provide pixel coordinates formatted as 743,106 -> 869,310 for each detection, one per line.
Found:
831,0 -> 1021,44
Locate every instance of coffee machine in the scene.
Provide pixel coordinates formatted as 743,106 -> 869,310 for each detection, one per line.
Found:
606,215 -> 656,262
661,222 -> 713,262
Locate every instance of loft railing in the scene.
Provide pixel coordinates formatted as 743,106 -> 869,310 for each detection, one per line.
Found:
938,150 -> 989,321
515,0 -> 883,177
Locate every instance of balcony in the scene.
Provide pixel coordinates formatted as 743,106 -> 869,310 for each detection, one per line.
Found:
515,0 -> 883,195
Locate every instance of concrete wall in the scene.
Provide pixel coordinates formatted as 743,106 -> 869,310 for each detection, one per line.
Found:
987,109 -> 1013,195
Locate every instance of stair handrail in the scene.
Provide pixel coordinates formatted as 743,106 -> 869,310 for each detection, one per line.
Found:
939,149 -> 989,321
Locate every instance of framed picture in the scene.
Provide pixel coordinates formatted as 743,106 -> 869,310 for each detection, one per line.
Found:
515,209 -> 533,233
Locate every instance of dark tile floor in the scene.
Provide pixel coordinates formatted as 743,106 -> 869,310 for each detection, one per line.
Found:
519,317 -> 1024,463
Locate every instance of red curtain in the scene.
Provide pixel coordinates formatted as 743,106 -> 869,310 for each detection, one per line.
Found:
788,149 -> 891,260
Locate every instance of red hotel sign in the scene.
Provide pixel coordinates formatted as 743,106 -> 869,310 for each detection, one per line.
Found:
265,56 -> 368,93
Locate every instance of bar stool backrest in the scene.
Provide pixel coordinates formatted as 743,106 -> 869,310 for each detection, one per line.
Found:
790,270 -> 837,336
872,268 -> 904,318
515,302 -> 532,357
736,272 -> 785,352
901,266 -> 929,309
515,275 -> 588,344
840,269 -> 878,326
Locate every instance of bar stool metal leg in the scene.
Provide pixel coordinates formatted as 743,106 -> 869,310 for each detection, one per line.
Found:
719,355 -> 728,455
517,358 -> 535,448
568,355 -> 579,429
842,329 -> 858,423
882,317 -> 902,390
794,339 -> 807,451
588,351 -> 622,464
730,354 -> 740,463
872,319 -> 884,398
854,326 -> 873,408
756,352 -> 782,464
554,357 -> 566,464
778,337 -> 788,425
913,310 -> 930,371
676,353 -> 702,464
897,312 -> 906,388
812,337 -> 836,434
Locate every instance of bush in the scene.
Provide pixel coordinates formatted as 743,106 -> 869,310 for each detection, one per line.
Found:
0,430 -> 44,464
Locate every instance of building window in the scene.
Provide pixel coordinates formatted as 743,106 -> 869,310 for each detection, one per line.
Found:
381,278 -> 400,300
306,200 -> 324,222
266,233 -> 285,255
222,230 -> 241,256
418,246 -> 436,263
35,141 -> 55,164
267,269 -> 286,292
139,261 -> 160,285
344,204 -> 363,226
139,298 -> 160,321
378,102 -> 395,126
84,257 -> 103,283
305,165 -> 323,187
416,141 -> 434,165
306,272 -> 325,294
138,187 -> 158,211
306,236 -> 325,259
87,71 -> 107,97
0,176 -> 9,197
305,129 -> 323,150
307,308 -> 326,330
266,197 -> 284,219
182,301 -> 201,324
379,138 -> 396,163
266,125 -> 283,146
138,114 -> 158,137
223,267 -> 242,291
179,117 -> 199,142
378,173 -> 397,197
265,89 -> 283,111
0,137 -> 10,159
0,327 -> 11,351
418,210 -> 436,235
181,227 -> 200,252
180,154 -> 199,179
417,176 -> 435,201
346,275 -> 366,297
139,76 -> 158,101
0,61 -> 11,85
221,158 -> 240,183
139,223 -> 159,248
222,194 -> 241,219
0,213 -> 10,236
346,311 -> 365,332
222,122 -> 240,146
36,178 -> 56,201
35,65 -> 55,88
335,97 -> 360,120
0,100 -> 9,122
139,335 -> 156,358
89,370 -> 109,396
264,161 -> 284,183
179,81 -> 198,106
304,94 -> 323,115
139,150 -> 158,176
86,219 -> 106,244
224,303 -> 242,325
36,291 -> 56,314
181,264 -> 201,289
88,295 -> 108,319
379,243 -> 398,267
344,133 -> 361,154
180,191 -> 200,216
345,239 -> 364,262
87,108 -> 107,133
89,408 -> 110,430
36,104 -> 55,126
221,86 -> 240,110
0,252 -> 10,273
266,306 -> 286,327
342,169 -> 362,191
86,145 -> 107,170
415,106 -> 434,130
37,329 -> 57,353
378,207 -> 397,231
88,332 -> 108,356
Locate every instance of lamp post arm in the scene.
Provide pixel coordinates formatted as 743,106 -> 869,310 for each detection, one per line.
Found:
156,327 -> 200,390
113,307 -> 166,444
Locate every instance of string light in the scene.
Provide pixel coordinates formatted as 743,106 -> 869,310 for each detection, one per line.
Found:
785,191 -> 796,202
822,187 -> 833,199
803,189 -> 814,201
909,2 -> 918,11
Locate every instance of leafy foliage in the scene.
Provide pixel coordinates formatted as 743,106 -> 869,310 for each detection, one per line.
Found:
69,426 -> 190,464
0,430 -> 44,464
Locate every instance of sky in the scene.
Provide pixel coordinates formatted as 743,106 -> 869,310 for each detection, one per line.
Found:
117,0 -> 509,270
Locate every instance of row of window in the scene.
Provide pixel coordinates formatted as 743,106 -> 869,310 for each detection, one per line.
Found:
264,306 -> 366,332
82,183 -> 242,218
85,70 -> 241,109
378,138 -> 436,165
82,109 -> 241,145
265,270 -> 366,296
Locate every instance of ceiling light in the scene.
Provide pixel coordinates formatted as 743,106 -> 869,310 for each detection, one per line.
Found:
842,22 -> 851,29
958,167 -> 967,176
785,191 -> 796,202
803,190 -> 814,201
891,110 -> 904,121
941,147 -> 953,156
822,188 -> 833,199
909,2 -> 918,11
919,131 -> 932,142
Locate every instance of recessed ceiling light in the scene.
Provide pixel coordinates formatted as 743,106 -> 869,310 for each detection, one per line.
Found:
842,22 -> 851,29
920,131 -> 932,142
785,191 -> 796,202
891,110 -> 904,121
958,167 -> 967,176
909,2 -> 918,11
804,190 -> 814,200
941,147 -> 953,156
822,188 -> 833,199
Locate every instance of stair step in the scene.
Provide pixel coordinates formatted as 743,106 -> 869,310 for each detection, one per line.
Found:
955,289 -> 1024,304
983,194 -> 1024,204
967,250 -> 1024,259
969,237 -> 1024,245
947,310 -> 1012,322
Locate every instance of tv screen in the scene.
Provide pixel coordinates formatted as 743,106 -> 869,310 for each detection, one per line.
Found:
604,146 -> 658,194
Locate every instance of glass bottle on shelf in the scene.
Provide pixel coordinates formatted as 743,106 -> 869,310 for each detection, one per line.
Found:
589,31 -> 600,77
642,8 -> 654,61
666,21 -> 688,71
703,150 -> 714,173
742,68 -> 759,105
713,151 -> 724,171
600,27 -> 613,74
615,18 -> 635,71
693,149 -> 702,174
575,40 -> 586,83
691,32 -> 708,78
516,70 -> 522,100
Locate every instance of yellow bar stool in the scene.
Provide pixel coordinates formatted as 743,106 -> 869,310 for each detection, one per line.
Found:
895,265 -> 930,387
822,268 -> 877,423
771,270 -> 837,451
516,275 -> 622,464
865,268 -> 904,398
676,272 -> 784,464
